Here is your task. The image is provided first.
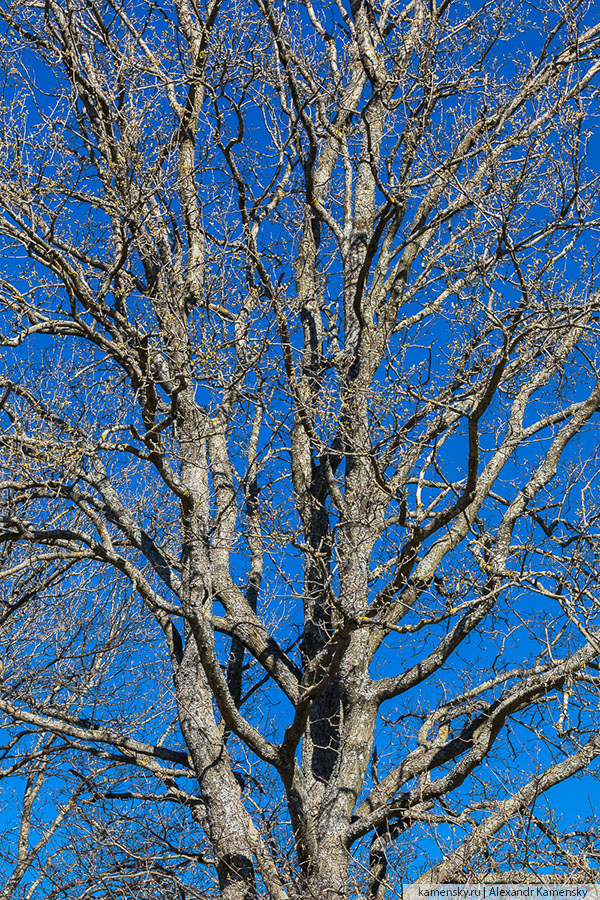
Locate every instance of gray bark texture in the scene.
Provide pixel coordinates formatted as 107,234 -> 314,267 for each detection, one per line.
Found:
0,0 -> 600,897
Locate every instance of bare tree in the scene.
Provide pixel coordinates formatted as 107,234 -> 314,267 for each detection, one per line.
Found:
0,0 -> 600,897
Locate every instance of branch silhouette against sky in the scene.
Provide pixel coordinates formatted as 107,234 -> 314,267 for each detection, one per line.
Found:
0,0 -> 600,897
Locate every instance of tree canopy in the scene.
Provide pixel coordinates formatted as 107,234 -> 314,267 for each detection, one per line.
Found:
1,0 -> 600,898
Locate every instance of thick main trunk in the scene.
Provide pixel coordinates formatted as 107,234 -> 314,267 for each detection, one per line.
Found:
298,673 -> 378,900
175,639 -> 259,900
305,834 -> 350,900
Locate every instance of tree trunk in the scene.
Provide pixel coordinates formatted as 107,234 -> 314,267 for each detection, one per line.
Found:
306,835 -> 350,900
175,640 -> 259,900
